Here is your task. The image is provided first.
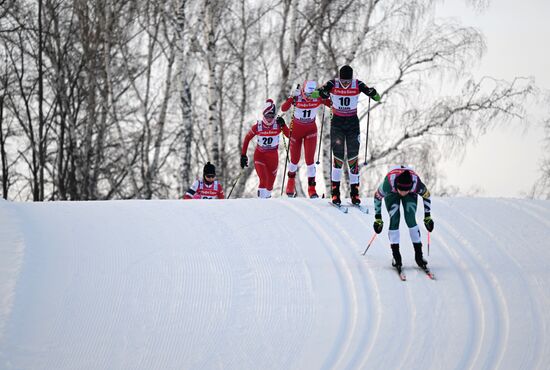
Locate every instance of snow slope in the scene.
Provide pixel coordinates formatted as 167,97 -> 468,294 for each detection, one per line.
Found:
1,197 -> 550,370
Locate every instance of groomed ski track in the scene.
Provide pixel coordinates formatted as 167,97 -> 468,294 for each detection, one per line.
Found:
1,197 -> 550,370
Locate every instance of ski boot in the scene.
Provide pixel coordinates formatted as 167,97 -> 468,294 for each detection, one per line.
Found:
391,243 -> 403,270
331,181 -> 341,205
286,172 -> 296,197
350,183 -> 361,205
308,177 -> 318,199
413,242 -> 428,269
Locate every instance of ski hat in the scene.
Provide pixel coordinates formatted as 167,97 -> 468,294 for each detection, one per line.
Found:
395,170 -> 413,191
302,80 -> 317,96
339,65 -> 353,80
263,99 -> 276,118
203,162 -> 216,177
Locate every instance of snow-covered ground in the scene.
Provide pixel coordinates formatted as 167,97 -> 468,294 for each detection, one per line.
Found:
1,197 -> 550,370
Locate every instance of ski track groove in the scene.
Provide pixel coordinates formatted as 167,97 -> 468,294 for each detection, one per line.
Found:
439,199 -> 508,370
197,213 -> 241,370
322,200 -> 414,370
288,199 -> 387,370
199,202 -> 314,370
344,205 -> 384,370
499,198 -> 550,229
267,201 -> 315,369
284,200 -> 360,370
342,205 -> 414,370
517,199 -> 550,220
482,199 -> 547,369
321,202 -> 386,370
434,220 -> 484,370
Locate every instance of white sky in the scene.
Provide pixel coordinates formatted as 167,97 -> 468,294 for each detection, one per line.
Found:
436,0 -> 550,197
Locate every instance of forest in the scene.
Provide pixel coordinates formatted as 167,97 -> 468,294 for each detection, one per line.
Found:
1,0 -> 544,201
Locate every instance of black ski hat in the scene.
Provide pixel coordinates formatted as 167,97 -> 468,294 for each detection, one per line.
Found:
203,162 -> 216,176
339,65 -> 353,80
395,170 -> 413,191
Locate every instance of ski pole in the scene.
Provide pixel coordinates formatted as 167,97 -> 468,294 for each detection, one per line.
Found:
427,232 -> 431,256
316,104 -> 326,165
227,169 -> 244,199
362,233 -> 378,255
280,118 -> 294,196
280,84 -> 299,196
363,98 -> 371,166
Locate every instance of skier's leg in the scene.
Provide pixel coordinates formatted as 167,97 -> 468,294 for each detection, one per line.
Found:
402,194 -> 426,266
303,128 -> 318,198
286,128 -> 303,196
391,244 -> 402,268
330,121 -> 345,204
345,117 -> 361,203
266,151 -> 279,195
254,152 -> 269,198
386,196 -> 403,267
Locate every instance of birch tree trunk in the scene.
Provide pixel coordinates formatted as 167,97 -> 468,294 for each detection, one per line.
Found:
204,0 -> 219,166
177,0 -> 194,189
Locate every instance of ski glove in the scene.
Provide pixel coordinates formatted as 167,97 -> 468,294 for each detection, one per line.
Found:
373,214 -> 384,234
424,213 -> 434,232
366,87 -> 381,102
240,155 -> 248,169
276,116 -> 285,126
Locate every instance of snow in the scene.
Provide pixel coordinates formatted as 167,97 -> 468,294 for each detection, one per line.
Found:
1,197 -> 550,369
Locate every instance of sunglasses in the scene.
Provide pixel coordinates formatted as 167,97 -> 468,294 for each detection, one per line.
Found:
204,174 -> 215,179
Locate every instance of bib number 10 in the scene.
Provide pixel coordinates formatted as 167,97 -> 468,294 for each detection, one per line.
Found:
339,97 -> 351,106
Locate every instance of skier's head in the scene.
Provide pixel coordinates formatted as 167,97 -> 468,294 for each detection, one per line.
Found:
395,170 -> 413,194
262,99 -> 276,125
339,65 -> 353,80
203,161 -> 216,183
302,80 -> 318,98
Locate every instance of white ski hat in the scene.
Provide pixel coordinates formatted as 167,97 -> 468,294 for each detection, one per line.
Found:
302,80 -> 317,96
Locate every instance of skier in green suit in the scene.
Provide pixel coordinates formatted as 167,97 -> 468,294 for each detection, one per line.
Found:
372,166 -> 434,270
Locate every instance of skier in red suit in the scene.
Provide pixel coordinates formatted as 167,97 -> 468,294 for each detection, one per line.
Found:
281,80 -> 331,198
241,99 -> 290,198
183,162 -> 225,199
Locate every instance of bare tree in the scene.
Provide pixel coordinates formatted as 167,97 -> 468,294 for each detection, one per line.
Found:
0,0 -> 541,201
529,95 -> 550,200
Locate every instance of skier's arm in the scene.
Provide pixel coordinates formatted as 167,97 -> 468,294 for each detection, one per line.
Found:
281,97 -> 294,112
318,80 -> 335,99
416,180 -> 434,231
241,124 -> 257,155
217,184 -> 225,199
416,181 -> 432,214
373,177 -> 392,214
322,98 -> 332,107
184,180 -> 200,200
358,80 -> 381,102
277,116 -> 291,138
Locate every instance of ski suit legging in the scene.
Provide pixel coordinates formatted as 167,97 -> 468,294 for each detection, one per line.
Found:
254,149 -> 279,191
330,115 -> 360,170
289,121 -> 317,168
384,192 -> 422,244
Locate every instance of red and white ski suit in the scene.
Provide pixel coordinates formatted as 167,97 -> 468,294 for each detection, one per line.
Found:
281,95 -> 331,176
183,179 -> 225,199
241,119 -> 290,197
